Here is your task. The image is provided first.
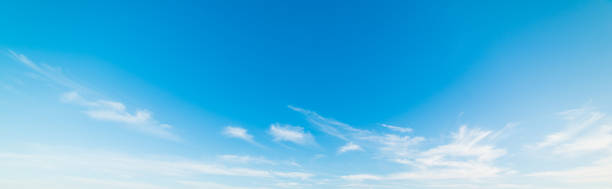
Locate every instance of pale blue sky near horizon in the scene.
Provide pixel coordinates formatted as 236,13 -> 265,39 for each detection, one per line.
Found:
1,1 -> 612,188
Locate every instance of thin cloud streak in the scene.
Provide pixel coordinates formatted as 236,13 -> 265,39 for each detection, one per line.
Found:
268,123 -> 315,145
61,91 -> 180,141
7,50 -> 180,141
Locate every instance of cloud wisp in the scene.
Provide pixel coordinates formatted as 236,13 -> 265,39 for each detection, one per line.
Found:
0,147 -> 314,189
343,125 -> 511,181
7,50 -> 180,141
526,107 -> 612,186
222,126 -> 258,144
61,91 -> 179,141
381,124 -> 413,133
338,142 -> 363,154
268,123 -> 315,146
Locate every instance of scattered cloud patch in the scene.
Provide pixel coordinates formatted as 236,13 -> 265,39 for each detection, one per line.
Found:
528,156 -> 612,183
272,171 -> 313,180
0,149 -> 314,181
218,155 -> 275,165
8,50 -> 179,141
342,125 -> 511,181
223,126 -> 257,144
7,50 -> 86,91
338,142 -> 363,154
381,124 -> 413,133
533,107 -> 612,155
61,91 -> 179,141
289,105 -> 367,140
268,123 -> 315,145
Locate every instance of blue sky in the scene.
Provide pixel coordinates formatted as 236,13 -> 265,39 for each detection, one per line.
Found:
1,0 -> 612,188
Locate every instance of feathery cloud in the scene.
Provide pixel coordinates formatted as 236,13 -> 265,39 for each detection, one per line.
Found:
338,142 -> 363,154
533,107 -> 612,155
342,125 -> 511,181
268,123 -> 315,145
61,91 -> 179,141
0,149 -> 313,181
8,50 -> 179,141
381,124 -> 413,133
289,105 -> 366,140
223,126 -> 255,143
218,155 -> 275,165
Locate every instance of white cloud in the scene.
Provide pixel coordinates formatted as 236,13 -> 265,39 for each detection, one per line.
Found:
364,134 -> 424,158
338,142 -> 363,154
272,171 -> 314,180
8,50 -> 86,91
340,174 -> 382,181
554,125 -> 612,154
0,149 -> 314,182
526,106 -> 612,186
61,91 -> 179,141
0,177 -> 169,189
223,126 -> 256,143
177,180 -> 257,189
534,107 -> 604,149
8,50 -> 179,141
342,125 -> 511,181
289,105 -> 366,140
268,123 -> 315,145
381,124 -> 413,133
421,126 -> 506,162
527,156 -> 612,183
533,107 -> 612,155
218,155 -> 274,165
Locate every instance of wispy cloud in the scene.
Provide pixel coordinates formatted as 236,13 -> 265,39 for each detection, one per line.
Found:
527,156 -> 612,183
217,155 -> 275,165
222,126 -> 258,144
361,134 -> 424,158
381,124 -> 413,133
532,107 -> 612,155
8,50 -> 179,141
342,125 -> 512,181
289,105 -> 366,140
338,142 -> 363,154
534,107 -> 604,149
61,91 -> 179,141
268,123 -> 315,145
7,50 -> 86,91
0,148 -> 314,182
526,106 -> 612,185
177,180 -> 259,189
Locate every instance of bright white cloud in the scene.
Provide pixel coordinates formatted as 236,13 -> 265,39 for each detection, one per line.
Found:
528,156 -> 612,183
61,91 -> 179,141
0,148 -> 314,184
268,123 -> 315,145
218,155 -> 274,165
533,107 -> 612,155
8,50 -> 179,141
8,50 -> 86,91
340,174 -> 382,181
272,171 -> 314,180
526,106 -> 612,186
421,126 -> 506,162
289,105 -> 367,140
364,134 -> 424,158
534,107 -> 604,149
381,124 -> 413,133
177,180 -> 258,189
342,125 -> 511,181
223,126 -> 255,143
338,142 -> 363,154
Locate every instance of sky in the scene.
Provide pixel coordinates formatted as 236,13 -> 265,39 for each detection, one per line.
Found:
1,0 -> 612,188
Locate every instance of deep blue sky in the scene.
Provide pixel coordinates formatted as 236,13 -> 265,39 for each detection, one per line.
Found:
1,1 -> 612,189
